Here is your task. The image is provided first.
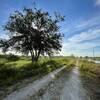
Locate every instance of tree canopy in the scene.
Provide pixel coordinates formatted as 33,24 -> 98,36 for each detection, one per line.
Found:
0,6 -> 65,62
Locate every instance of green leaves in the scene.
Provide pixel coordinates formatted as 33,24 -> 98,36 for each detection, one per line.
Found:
0,6 -> 65,62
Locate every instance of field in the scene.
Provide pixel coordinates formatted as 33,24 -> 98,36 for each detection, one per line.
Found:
87,57 -> 100,61
0,54 -> 76,88
78,59 -> 100,78
93,57 -> 100,61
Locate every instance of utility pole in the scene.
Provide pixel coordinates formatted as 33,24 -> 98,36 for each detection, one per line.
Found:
93,48 -> 94,60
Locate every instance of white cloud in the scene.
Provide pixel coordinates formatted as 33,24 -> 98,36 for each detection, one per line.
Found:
0,33 -> 9,39
62,41 -> 100,50
60,28 -> 100,56
60,11 -> 100,56
61,15 -> 100,34
95,0 -> 100,6
61,41 -> 100,56
68,29 -> 100,43
75,16 -> 100,29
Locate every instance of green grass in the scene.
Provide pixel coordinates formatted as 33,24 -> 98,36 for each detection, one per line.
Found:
87,57 -> 100,61
78,59 -> 100,77
94,57 -> 100,61
0,55 -> 75,87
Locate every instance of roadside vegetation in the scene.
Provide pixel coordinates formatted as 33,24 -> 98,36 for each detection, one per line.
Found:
93,57 -> 100,61
84,56 -> 100,61
0,54 -> 76,99
78,59 -> 100,78
0,54 -> 75,88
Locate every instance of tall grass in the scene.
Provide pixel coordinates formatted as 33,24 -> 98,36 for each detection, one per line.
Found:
79,59 -> 100,77
0,55 -> 75,87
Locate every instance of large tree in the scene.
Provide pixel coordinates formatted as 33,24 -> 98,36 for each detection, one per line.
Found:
0,7 -> 64,62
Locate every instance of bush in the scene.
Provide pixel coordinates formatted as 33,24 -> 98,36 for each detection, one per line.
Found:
7,53 -> 19,61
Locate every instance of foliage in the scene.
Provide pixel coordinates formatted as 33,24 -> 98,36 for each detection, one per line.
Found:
0,55 -> 75,87
0,6 -> 64,62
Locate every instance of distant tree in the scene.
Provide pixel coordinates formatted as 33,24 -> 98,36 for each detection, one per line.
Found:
70,54 -> 75,58
0,6 -> 64,62
80,56 -> 82,59
85,56 -> 88,59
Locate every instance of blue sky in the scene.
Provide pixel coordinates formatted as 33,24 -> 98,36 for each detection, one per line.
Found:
0,0 -> 100,56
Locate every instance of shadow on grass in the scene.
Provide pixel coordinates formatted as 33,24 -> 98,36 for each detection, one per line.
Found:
0,58 -> 71,87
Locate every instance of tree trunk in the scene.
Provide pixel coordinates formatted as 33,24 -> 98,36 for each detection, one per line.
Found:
30,50 -> 41,62
31,55 -> 35,62
35,49 -> 41,62
30,50 -> 35,63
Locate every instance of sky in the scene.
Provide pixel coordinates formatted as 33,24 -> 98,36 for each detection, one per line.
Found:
0,0 -> 100,57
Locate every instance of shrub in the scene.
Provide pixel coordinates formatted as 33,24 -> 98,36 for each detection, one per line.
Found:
7,53 -> 19,61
